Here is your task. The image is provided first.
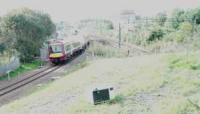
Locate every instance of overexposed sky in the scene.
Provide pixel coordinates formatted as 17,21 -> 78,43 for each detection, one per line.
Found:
0,0 -> 200,22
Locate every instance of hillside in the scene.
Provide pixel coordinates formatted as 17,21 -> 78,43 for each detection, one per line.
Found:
0,52 -> 199,114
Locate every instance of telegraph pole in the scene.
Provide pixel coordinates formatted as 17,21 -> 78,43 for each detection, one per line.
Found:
118,23 -> 121,48
192,17 -> 196,37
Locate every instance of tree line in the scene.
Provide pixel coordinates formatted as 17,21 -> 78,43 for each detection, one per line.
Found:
147,7 -> 200,43
122,7 -> 200,46
0,8 -> 56,62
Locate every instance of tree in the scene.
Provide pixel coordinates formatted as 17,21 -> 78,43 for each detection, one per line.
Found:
147,29 -> 164,42
0,43 -> 5,54
179,22 -> 193,33
192,8 -> 200,24
103,20 -> 114,30
170,9 -> 185,29
156,12 -> 167,26
1,8 -> 55,62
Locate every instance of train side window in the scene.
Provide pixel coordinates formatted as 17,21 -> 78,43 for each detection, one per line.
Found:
73,42 -> 80,48
65,45 -> 71,51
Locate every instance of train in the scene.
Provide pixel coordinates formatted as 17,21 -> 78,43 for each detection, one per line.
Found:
47,36 -> 89,64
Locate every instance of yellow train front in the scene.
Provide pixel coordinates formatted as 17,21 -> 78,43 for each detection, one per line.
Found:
48,37 -> 89,64
48,39 -> 67,64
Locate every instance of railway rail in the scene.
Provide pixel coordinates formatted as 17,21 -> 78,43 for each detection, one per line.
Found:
0,65 -> 62,97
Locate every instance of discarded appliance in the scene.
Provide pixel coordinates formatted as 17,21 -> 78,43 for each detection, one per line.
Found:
92,87 -> 114,105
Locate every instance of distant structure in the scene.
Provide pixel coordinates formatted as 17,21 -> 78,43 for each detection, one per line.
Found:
119,10 -> 137,33
120,10 -> 136,24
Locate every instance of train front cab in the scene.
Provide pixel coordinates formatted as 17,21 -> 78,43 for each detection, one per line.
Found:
48,43 -> 67,64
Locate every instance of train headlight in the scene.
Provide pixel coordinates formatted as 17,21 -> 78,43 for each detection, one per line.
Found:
49,53 -> 63,58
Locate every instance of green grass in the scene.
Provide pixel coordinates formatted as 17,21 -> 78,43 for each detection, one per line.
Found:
0,60 -> 43,80
0,53 -> 200,114
168,53 -> 200,70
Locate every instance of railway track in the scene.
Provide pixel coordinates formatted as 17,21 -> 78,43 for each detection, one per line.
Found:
0,65 -> 62,97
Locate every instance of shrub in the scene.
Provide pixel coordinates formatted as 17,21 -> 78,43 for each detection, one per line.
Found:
87,42 -> 125,58
0,43 -> 6,54
1,8 -> 55,62
108,94 -> 124,105
174,31 -> 185,43
179,22 -> 193,33
147,29 -> 164,42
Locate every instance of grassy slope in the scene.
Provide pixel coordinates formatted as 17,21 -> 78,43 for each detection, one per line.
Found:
0,53 -> 200,114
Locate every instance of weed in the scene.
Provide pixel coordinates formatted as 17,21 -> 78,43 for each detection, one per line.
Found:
168,54 -> 200,71
108,94 -> 125,105
87,42 -> 125,58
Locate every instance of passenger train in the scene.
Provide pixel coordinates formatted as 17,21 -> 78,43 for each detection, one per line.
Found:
48,36 -> 89,64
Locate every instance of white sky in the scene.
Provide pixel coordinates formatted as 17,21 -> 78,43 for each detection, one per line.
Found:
0,0 -> 200,22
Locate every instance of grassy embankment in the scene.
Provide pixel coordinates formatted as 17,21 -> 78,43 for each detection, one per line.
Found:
0,60 -> 43,80
0,51 -> 200,114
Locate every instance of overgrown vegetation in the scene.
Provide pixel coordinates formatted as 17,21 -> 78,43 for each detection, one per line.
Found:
120,7 -> 200,53
0,8 -> 55,62
164,53 -> 200,113
1,53 -> 200,114
108,94 -> 124,105
147,29 -> 164,42
78,19 -> 114,30
0,43 -> 6,54
87,42 -> 126,58
168,53 -> 200,70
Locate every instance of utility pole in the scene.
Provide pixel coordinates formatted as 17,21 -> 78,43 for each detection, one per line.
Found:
192,17 -> 196,37
119,23 -> 121,48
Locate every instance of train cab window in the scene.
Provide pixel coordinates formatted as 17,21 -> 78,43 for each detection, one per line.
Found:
50,45 -> 62,53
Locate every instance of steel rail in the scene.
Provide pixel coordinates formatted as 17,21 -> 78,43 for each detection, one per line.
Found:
0,65 -> 61,97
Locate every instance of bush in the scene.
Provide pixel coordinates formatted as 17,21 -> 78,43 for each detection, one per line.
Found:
164,30 -> 188,43
179,22 -> 193,33
0,43 -> 5,54
192,8 -> 200,25
1,8 -> 55,62
87,42 -> 125,58
170,9 -> 185,29
108,94 -> 124,105
174,31 -> 185,43
147,29 -> 164,42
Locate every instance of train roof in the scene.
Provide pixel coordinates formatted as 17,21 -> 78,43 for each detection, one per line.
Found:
48,36 -> 86,45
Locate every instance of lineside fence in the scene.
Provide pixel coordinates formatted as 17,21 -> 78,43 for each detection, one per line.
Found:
0,57 -> 20,76
40,47 -> 49,62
